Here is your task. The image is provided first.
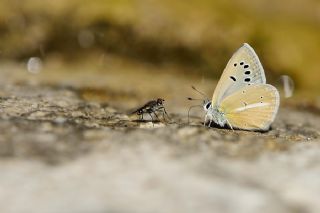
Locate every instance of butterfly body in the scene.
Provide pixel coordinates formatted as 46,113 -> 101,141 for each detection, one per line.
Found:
204,102 -> 228,127
200,43 -> 280,131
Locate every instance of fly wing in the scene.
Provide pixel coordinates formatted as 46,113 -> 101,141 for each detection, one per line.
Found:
130,100 -> 156,114
212,43 -> 266,105
220,84 -> 280,131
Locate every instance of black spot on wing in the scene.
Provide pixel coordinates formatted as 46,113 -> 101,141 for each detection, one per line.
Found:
230,76 -> 236,81
245,71 -> 251,75
244,78 -> 251,82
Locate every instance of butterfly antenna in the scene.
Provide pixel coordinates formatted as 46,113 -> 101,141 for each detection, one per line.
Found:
187,97 -> 203,101
187,104 -> 203,124
191,86 -> 209,99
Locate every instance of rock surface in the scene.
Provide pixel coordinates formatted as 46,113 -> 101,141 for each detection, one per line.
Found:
0,62 -> 319,213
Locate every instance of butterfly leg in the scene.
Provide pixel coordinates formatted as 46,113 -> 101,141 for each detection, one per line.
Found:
226,119 -> 234,132
204,114 -> 208,127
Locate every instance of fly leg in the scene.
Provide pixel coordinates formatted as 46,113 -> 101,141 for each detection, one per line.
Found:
157,107 -> 170,122
153,111 -> 160,121
162,108 -> 170,121
148,112 -> 155,127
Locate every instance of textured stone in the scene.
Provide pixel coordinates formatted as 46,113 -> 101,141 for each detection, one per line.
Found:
0,63 -> 319,213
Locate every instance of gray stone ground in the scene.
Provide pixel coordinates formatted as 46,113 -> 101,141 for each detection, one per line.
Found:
0,61 -> 319,213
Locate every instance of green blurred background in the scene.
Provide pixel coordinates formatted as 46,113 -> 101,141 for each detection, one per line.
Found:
1,0 -> 320,93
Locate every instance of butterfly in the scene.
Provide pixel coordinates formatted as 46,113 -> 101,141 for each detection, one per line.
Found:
193,43 -> 280,131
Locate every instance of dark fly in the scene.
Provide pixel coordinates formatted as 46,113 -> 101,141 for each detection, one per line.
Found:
132,98 -> 170,122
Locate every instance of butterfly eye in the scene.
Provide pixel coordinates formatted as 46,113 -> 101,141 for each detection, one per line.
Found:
205,102 -> 211,109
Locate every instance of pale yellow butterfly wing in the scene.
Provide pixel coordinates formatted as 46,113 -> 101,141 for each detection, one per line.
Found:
212,43 -> 266,105
220,84 -> 280,131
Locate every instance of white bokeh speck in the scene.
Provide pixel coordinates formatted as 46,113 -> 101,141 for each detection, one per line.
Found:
27,57 -> 43,74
